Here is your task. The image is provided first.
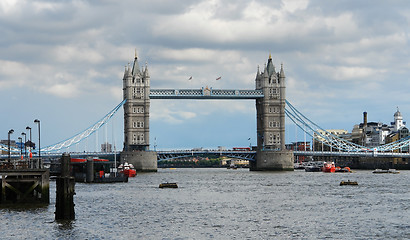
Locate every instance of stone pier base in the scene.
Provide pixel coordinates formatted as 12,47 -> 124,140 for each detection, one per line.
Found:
250,150 -> 294,171
120,151 -> 158,172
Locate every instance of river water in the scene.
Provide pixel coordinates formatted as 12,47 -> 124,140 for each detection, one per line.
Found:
1,168 -> 409,239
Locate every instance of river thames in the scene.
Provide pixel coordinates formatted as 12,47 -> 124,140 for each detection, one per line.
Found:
1,168 -> 409,239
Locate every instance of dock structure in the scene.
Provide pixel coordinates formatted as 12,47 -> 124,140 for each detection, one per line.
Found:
0,167 -> 49,205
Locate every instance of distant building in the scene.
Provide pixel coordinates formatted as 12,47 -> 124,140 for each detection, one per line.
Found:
352,109 -> 407,148
286,141 -> 311,162
313,129 -> 348,152
101,142 -> 112,152
0,140 -> 18,155
311,108 -> 409,167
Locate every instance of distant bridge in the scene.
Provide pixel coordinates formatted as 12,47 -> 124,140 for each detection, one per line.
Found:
156,149 -> 256,161
3,93 -> 410,159
3,149 -> 410,162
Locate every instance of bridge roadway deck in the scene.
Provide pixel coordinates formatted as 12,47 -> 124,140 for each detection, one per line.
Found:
2,150 -> 410,161
294,150 -> 410,158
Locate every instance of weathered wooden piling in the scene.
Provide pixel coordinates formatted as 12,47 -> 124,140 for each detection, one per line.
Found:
55,153 -> 75,220
86,158 -> 94,183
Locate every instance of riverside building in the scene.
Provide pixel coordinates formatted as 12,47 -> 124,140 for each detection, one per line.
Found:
312,109 -> 409,168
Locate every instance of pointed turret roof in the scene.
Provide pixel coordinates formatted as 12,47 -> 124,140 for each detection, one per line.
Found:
280,63 -> 285,78
256,65 -> 260,78
132,50 -> 141,77
144,62 -> 149,77
266,54 -> 275,77
262,63 -> 268,78
123,65 -> 128,79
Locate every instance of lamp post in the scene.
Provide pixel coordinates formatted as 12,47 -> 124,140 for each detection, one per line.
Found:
8,129 -> 14,162
34,119 -> 41,167
21,132 -> 27,158
18,137 -> 22,157
26,126 -> 32,159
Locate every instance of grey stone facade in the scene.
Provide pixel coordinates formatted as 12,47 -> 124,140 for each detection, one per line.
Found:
122,53 -> 151,151
255,54 -> 286,151
252,55 -> 293,171
121,52 -> 157,172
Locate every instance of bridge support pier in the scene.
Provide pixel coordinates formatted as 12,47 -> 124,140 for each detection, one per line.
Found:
120,151 -> 157,172
250,150 -> 294,171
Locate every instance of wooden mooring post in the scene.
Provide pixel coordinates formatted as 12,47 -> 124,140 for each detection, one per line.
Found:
55,153 -> 75,220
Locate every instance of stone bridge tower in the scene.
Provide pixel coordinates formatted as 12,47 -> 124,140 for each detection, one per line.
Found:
120,51 -> 157,172
252,54 -> 293,171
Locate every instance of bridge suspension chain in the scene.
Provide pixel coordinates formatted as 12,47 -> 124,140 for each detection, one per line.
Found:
285,100 -> 364,152
285,100 -> 410,152
0,144 -> 20,153
40,99 -> 126,153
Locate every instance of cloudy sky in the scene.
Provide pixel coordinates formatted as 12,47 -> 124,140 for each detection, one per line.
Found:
1,0 -> 410,151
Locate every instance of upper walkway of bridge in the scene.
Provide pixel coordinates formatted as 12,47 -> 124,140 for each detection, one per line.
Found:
149,88 -> 264,99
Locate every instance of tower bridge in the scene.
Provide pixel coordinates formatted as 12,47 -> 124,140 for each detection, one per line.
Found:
120,52 -> 293,171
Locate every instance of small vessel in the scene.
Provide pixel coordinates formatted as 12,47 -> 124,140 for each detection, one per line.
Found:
335,166 -> 351,172
159,182 -> 178,188
118,162 -> 137,177
340,180 -> 358,186
388,169 -> 400,174
294,162 -> 305,170
372,169 -> 400,174
305,166 -> 321,172
229,163 -> 238,170
322,162 -> 336,173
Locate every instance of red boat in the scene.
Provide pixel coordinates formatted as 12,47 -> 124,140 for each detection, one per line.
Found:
118,162 -> 136,177
322,162 -> 336,172
335,166 -> 351,172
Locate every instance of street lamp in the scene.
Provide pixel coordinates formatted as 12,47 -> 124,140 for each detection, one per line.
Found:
26,126 -> 32,159
21,132 -> 27,158
34,119 -> 41,165
18,137 -> 22,157
8,129 -> 14,162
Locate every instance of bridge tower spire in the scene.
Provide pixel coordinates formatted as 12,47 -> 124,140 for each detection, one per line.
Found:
255,55 -> 283,150
252,54 -> 293,171
121,51 -> 157,172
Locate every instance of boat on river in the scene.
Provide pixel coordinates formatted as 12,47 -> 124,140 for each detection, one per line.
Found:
372,169 -> 400,174
335,166 -> 351,172
340,180 -> 358,186
118,162 -> 137,177
159,182 -> 178,188
305,165 -> 321,172
303,161 -> 323,172
322,162 -> 336,173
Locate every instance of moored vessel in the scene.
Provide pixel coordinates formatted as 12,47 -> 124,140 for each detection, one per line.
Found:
322,162 -> 336,172
118,162 -> 137,177
335,166 -> 351,172
159,182 -> 178,188
340,180 -> 358,186
372,169 -> 400,174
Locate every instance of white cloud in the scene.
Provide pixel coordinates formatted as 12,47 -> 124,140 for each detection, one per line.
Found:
52,45 -> 104,64
0,0 -> 19,14
41,82 -> 79,98
311,65 -> 384,81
